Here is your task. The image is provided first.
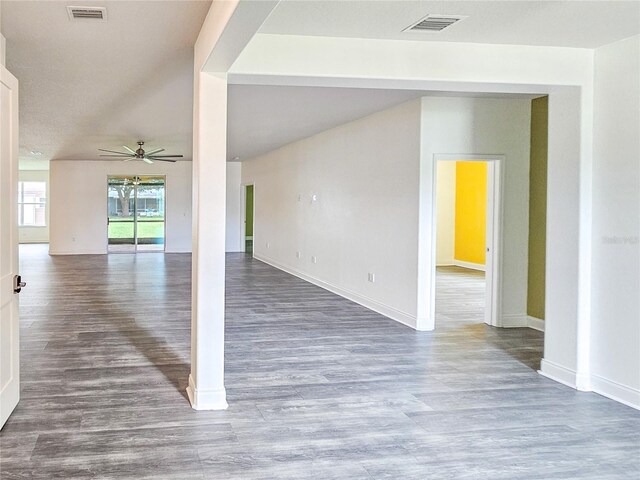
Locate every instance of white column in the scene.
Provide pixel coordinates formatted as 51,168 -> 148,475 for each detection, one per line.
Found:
187,71 -> 228,410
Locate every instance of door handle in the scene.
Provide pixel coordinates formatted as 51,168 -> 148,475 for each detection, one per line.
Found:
13,275 -> 26,294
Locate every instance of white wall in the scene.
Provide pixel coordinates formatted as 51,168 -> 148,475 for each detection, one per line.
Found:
590,35 -> 640,408
242,97 -> 531,329
0,34 -> 5,68
18,170 -> 49,243
225,162 -> 242,252
49,160 -> 192,254
242,99 -> 423,326
417,97 -> 532,329
435,161 -> 456,266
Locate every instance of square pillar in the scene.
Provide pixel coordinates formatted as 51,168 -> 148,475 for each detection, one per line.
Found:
187,72 -> 228,410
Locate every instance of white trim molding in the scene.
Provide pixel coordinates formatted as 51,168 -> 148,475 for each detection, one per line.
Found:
539,358 -> 577,388
501,313 -> 528,328
590,374 -> 640,410
254,254 -> 422,330
186,374 -> 228,411
527,315 -> 545,332
452,260 -> 486,271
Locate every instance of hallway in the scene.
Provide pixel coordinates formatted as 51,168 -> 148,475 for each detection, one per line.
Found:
1,246 -> 638,479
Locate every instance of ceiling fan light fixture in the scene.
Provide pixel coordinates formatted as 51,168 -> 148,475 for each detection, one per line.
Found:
98,140 -> 184,164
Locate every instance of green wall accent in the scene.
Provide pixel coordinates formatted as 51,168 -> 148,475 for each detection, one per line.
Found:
527,96 -> 548,320
245,185 -> 254,237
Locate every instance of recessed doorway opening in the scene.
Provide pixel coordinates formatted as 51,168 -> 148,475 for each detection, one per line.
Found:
433,155 -> 503,329
107,175 -> 166,253
242,184 -> 254,254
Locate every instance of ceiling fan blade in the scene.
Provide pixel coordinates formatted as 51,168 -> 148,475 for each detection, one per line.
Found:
98,149 -> 131,156
148,157 -> 177,163
122,145 -> 136,154
142,158 -> 154,164
145,154 -> 183,158
145,148 -> 165,156
100,154 -> 135,157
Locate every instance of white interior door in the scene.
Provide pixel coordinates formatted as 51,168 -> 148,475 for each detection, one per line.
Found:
0,64 -> 20,429
484,161 -> 501,326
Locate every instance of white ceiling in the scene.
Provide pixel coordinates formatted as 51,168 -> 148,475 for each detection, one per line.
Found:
1,0 -> 211,168
228,85 -> 422,161
259,1 -> 640,48
3,1 -> 639,169
227,85 -> 537,161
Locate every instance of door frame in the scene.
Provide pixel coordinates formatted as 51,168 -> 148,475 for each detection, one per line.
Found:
240,183 -> 255,254
0,63 -> 20,429
106,174 -> 167,253
431,154 -> 505,328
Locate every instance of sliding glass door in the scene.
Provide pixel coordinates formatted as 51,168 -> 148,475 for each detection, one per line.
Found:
107,175 -> 165,253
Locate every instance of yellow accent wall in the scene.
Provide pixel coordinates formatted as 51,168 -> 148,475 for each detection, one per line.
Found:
527,96 -> 548,320
454,161 -> 487,265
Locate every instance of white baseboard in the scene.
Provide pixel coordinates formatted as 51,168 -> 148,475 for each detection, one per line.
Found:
254,254 -> 418,330
452,260 -> 485,271
186,374 -> 228,410
527,315 -> 545,332
590,374 -> 640,410
539,358 -> 577,388
48,250 -> 106,255
502,314 -> 544,332
501,313 -> 528,328
539,360 -> 639,410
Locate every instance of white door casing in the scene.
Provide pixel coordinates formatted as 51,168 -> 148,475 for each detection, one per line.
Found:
431,154 -> 504,329
0,64 -> 20,429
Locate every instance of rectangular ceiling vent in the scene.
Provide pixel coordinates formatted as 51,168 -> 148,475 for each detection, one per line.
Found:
404,14 -> 467,32
67,6 -> 107,21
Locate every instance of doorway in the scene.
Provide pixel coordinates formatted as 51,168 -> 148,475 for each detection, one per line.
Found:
107,175 -> 166,253
433,155 -> 503,328
243,184 -> 254,254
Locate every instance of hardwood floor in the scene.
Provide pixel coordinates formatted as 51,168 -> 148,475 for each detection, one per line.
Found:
1,245 -> 638,479
436,265 -> 486,326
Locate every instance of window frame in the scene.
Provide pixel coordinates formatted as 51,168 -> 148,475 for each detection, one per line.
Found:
18,181 -> 47,227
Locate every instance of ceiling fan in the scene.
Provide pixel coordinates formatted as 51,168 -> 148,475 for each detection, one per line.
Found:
99,141 -> 183,164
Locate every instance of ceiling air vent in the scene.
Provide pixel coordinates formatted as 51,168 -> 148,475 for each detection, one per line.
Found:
404,14 -> 467,32
67,6 -> 107,21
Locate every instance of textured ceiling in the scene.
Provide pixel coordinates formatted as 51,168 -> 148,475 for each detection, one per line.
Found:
259,0 -> 640,48
1,0 -> 211,168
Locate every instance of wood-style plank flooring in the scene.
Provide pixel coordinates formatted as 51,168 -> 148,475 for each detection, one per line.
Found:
1,245 -> 638,479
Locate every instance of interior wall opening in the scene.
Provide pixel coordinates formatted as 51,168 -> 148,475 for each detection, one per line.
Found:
243,184 -> 254,254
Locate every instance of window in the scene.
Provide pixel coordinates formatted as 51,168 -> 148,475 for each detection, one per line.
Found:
18,181 -> 46,227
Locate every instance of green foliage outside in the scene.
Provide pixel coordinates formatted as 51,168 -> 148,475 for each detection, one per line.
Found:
108,218 -> 164,239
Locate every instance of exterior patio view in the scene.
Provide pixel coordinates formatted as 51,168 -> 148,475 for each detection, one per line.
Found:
107,175 -> 166,252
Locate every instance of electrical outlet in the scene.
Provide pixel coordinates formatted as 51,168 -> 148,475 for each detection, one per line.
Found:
266,242 -> 270,249
296,251 -> 302,259
368,273 -> 375,283
311,256 -> 317,264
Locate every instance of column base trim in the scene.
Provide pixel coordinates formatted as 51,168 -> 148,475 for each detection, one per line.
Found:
538,358 -> 577,388
186,374 -> 228,411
